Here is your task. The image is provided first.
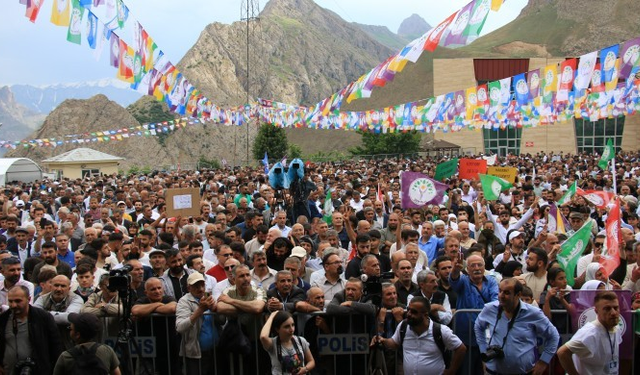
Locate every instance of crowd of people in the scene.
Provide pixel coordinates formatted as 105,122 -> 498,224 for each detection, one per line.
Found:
0,149 -> 639,375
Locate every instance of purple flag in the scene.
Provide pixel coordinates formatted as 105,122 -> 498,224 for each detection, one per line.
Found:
401,171 -> 447,209
527,69 -> 541,99
620,37 -> 640,79
442,0 -> 475,47
109,32 -> 120,68
570,290 -> 633,359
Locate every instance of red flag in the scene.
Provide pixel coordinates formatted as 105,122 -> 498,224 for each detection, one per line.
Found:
557,58 -> 577,102
26,0 -> 45,22
423,11 -> 458,52
601,199 -> 621,277
578,190 -> 614,209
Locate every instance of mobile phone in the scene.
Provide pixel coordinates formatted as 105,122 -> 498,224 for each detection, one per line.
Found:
204,292 -> 211,299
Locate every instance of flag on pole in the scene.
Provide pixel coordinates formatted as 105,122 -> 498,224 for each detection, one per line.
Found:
262,152 -> 269,174
598,138 -> 614,169
556,222 -> 592,286
400,172 -> 447,209
323,189 -> 334,225
601,199 -> 622,277
558,181 -> 577,205
578,190 -> 614,209
479,174 -> 512,201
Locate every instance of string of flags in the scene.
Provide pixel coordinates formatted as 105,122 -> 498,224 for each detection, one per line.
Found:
13,0 -> 640,150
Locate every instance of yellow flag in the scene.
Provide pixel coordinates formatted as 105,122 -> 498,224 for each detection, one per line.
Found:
542,64 -> 558,102
50,0 -> 70,26
604,59 -> 620,92
465,87 -> 477,120
491,0 -> 504,11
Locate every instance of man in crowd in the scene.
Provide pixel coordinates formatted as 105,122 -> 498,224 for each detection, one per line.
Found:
265,270 -> 305,313
160,249 -> 189,300
249,250 -> 277,291
34,275 -> 84,348
311,252 -> 346,308
475,278 -> 559,375
0,257 -> 35,310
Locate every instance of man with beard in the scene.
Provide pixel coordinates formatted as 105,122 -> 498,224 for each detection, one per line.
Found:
160,249 -> 189,300
265,270 -> 305,313
494,230 -> 529,269
132,278 -> 180,375
311,252 -> 346,308
34,275 -> 83,349
434,256 -> 458,310
244,225 -> 268,259
0,285 -> 63,375
523,247 -> 548,302
31,242 -> 73,284
379,213 -> 400,255
373,296 -> 466,374
486,196 -> 539,245
0,257 -> 35,310
148,248 -> 167,278
7,227 -> 34,267
345,234 -> 371,279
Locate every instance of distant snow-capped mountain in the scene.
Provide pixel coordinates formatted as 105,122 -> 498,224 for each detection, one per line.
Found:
10,79 -> 142,113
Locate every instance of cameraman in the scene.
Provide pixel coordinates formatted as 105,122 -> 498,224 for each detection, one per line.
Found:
474,278 -> 559,375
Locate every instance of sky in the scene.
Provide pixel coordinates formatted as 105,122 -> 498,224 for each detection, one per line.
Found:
0,0 -> 527,86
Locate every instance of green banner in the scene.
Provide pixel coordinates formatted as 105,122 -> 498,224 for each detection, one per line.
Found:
434,158 -> 458,181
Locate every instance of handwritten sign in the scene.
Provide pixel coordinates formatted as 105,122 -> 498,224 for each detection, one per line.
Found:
165,188 -> 200,218
458,158 -> 487,180
487,166 -> 518,184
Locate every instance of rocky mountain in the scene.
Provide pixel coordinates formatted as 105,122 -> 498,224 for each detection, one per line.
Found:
353,23 -> 410,50
10,79 -> 142,114
0,86 -> 45,146
397,14 -> 431,40
177,0 -> 393,107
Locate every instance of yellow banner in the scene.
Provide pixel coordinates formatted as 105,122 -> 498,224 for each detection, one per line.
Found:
487,166 -> 517,183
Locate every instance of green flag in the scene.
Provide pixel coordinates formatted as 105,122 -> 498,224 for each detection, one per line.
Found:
598,138 -> 614,169
434,158 -> 459,181
557,181 -> 577,205
479,174 -> 512,201
323,189 -> 334,225
66,0 -> 85,45
556,222 -> 592,286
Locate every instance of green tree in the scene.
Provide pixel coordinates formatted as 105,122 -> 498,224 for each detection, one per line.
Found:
349,130 -> 421,156
289,143 -> 303,159
253,123 -> 289,162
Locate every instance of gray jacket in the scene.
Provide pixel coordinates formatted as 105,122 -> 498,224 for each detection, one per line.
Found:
175,293 -> 203,359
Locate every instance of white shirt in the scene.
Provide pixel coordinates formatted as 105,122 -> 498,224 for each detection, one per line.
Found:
565,320 -> 622,375
390,319 -> 462,375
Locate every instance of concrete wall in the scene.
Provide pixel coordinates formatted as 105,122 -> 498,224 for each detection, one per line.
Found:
43,162 -> 120,179
432,57 -> 638,154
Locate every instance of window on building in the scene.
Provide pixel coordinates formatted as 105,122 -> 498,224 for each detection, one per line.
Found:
574,117 -> 624,154
483,127 -> 523,156
81,169 -> 100,178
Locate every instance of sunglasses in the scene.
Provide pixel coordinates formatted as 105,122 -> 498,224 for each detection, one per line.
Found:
594,242 -> 604,248
224,265 -> 235,271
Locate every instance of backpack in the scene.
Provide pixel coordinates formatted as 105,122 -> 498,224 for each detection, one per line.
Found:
68,343 -> 109,375
399,320 -> 451,368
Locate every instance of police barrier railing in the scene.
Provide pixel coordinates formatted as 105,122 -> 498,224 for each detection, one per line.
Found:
97,309 -> 637,375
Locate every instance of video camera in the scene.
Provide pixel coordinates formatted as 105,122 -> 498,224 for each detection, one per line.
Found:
108,263 -> 133,292
360,271 -> 395,305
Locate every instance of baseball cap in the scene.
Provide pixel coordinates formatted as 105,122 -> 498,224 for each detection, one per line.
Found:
15,227 -> 29,234
149,249 -> 166,258
569,211 -> 584,220
187,272 -> 205,285
291,246 -> 307,259
117,201 -> 126,206
508,231 -> 524,241
15,200 -> 25,208
68,312 -> 101,339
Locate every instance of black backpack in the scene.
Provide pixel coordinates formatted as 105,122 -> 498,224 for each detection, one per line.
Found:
399,319 -> 451,368
68,343 -> 109,375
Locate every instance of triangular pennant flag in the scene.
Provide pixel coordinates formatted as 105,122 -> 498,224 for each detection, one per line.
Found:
479,174 -> 512,201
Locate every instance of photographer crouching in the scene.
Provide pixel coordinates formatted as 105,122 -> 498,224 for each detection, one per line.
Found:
474,278 -> 559,375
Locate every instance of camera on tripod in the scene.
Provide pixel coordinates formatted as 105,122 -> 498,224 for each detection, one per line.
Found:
108,263 -> 133,292
361,271 -> 395,305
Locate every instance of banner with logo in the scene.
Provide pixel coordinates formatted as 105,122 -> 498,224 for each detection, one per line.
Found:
570,290 -> 633,359
400,171 -> 447,209
458,158 -> 487,180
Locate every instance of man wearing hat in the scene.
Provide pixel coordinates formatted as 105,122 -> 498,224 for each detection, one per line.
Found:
176,272 -> 218,374
567,210 -> 586,236
6,227 -> 34,266
52,312 -> 120,374
493,230 -> 529,270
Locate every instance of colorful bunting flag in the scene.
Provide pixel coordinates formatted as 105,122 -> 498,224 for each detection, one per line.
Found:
598,138 -> 614,169
423,11 -> 458,52
601,45 -> 620,91
66,0 -> 85,45
620,37 -> 640,79
443,1 -> 475,47
574,51 -> 597,92
557,58 -> 577,102
51,0 -> 71,26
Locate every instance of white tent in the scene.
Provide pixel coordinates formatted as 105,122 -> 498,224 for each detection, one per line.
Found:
0,158 -> 42,186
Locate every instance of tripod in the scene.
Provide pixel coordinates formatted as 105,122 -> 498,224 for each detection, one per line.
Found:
114,287 -> 153,375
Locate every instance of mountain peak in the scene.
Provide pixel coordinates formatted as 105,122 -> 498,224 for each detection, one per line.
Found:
261,0 -> 319,18
398,14 -> 431,38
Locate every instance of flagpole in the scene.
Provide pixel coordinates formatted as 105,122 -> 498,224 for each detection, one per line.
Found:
610,157 -> 617,194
